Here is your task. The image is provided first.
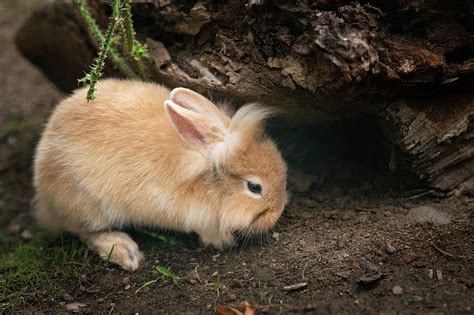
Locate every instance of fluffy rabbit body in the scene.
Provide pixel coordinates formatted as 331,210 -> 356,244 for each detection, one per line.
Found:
33,79 -> 287,271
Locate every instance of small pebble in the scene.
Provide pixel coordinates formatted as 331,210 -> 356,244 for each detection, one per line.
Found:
272,232 -> 280,241
436,270 -> 443,280
386,242 -> 396,253
124,284 -> 131,290
122,277 -> 131,286
392,285 -> 403,295
20,229 -> 33,240
428,269 -> 434,279
63,293 -> 74,302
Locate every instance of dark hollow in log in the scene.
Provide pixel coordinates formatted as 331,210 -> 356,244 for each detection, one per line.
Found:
15,0 -> 474,195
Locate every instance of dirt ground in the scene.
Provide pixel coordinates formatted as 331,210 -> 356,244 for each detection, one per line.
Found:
1,2 -> 473,314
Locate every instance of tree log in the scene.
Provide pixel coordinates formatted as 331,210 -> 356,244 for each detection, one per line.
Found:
383,94 -> 473,195
15,0 -> 474,194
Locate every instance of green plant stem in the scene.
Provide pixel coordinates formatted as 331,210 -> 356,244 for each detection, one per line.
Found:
121,0 -> 149,79
73,0 -> 137,80
78,2 -> 120,101
122,0 -> 134,53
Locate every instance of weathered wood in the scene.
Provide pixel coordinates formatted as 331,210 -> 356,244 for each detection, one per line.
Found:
383,95 -> 473,194
16,1 -> 474,119
15,1 -> 98,92
14,0 -> 474,193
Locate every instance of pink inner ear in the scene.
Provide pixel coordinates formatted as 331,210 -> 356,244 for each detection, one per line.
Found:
170,88 -> 196,111
166,103 -> 207,147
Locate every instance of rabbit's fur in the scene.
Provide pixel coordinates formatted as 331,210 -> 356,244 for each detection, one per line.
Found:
33,79 -> 288,271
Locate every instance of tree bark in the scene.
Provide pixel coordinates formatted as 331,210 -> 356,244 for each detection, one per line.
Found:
383,94 -> 473,195
15,0 -> 474,194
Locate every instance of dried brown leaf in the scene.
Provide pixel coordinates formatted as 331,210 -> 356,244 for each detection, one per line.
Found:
216,301 -> 255,315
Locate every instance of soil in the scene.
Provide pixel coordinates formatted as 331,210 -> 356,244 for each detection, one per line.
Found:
1,2 -> 473,314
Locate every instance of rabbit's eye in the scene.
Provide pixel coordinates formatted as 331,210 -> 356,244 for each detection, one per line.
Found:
247,181 -> 262,194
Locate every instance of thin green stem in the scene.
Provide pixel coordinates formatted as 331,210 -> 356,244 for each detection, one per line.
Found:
122,0 -> 134,53
121,0 -> 149,79
73,0 -> 138,81
78,0 -> 122,101
73,0 -> 103,42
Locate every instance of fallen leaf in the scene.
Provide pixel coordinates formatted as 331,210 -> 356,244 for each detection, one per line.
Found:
216,304 -> 242,315
240,301 -> 255,315
392,285 -> 403,295
216,301 -> 255,315
401,250 -> 418,264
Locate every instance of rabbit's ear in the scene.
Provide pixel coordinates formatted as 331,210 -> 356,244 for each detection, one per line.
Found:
165,100 -> 226,150
169,88 -> 229,124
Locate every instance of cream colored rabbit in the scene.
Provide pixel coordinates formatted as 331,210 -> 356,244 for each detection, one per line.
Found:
33,79 -> 288,271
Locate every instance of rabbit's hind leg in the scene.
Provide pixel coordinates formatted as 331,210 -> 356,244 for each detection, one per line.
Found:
33,193 -> 67,232
81,231 -> 144,271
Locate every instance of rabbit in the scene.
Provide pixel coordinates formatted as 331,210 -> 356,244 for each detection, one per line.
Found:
33,79 -> 288,271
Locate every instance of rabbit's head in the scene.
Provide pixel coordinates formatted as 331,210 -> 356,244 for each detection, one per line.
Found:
165,88 -> 288,243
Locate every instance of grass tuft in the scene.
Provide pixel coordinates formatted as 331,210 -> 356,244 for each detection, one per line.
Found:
0,231 -> 92,312
155,265 -> 182,288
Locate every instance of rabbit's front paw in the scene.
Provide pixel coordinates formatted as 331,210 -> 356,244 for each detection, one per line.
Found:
83,231 -> 144,271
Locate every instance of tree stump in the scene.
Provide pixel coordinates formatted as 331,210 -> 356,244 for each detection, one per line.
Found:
15,0 -> 474,195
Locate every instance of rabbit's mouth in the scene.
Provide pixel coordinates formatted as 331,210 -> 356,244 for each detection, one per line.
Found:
250,208 -> 270,226
249,207 -> 282,233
